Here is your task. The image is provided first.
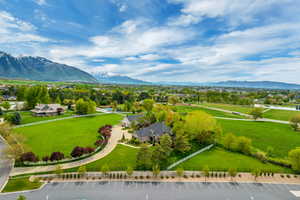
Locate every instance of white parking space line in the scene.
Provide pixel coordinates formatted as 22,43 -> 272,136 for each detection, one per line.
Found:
290,191 -> 300,197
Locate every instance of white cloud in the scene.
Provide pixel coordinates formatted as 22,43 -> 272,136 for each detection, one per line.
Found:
34,0 -> 47,6
168,0 -> 300,26
49,20 -> 196,59
0,11 -> 49,43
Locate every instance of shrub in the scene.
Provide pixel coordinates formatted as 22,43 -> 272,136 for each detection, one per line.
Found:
20,152 -> 39,162
50,152 -> 64,161
42,156 -> 49,162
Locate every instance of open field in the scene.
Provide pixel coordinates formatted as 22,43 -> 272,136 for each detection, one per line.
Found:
176,147 -> 291,173
14,111 -> 75,125
218,119 -> 300,158
15,114 -> 122,158
174,105 -> 245,118
66,144 -> 138,172
263,109 -> 300,121
2,177 -> 42,193
202,103 -> 253,114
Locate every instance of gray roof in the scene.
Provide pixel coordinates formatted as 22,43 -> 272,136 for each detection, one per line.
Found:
126,114 -> 144,122
135,122 -> 172,138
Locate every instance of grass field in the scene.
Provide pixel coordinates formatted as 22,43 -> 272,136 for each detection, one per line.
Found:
2,177 -> 43,193
218,119 -> 300,158
174,106 -> 245,119
15,114 -> 123,158
263,109 -> 300,121
203,103 -> 253,114
66,144 -> 138,172
176,147 -> 291,173
16,111 -> 75,124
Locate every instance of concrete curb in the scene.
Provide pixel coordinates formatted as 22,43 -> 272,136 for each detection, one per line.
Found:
0,182 -> 47,195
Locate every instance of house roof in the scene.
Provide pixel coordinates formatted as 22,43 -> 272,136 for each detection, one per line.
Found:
126,114 -> 144,122
31,104 -> 65,113
135,122 -> 172,138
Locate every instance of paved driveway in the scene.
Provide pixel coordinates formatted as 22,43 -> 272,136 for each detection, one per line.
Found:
0,138 -> 13,191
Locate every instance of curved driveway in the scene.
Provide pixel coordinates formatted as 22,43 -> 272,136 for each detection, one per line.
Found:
0,136 -> 14,191
11,125 -> 125,176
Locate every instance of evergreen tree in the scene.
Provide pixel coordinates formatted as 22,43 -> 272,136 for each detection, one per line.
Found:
136,144 -> 152,170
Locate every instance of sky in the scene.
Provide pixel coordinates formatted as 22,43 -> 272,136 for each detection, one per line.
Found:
1,0 -> 300,83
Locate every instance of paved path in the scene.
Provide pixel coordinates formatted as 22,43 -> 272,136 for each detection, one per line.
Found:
0,136 -> 13,192
15,113 -> 109,128
11,125 -> 126,176
191,104 -> 291,124
167,144 -> 214,170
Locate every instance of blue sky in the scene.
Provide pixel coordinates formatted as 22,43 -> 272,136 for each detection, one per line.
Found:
1,0 -> 300,83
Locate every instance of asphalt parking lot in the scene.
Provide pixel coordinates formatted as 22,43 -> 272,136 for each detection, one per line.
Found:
1,181 -> 300,200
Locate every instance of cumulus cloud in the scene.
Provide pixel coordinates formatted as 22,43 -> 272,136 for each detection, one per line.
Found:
0,11 -> 49,43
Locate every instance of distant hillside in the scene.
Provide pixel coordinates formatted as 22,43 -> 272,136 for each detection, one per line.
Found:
207,81 -> 300,90
156,80 -> 300,89
0,51 -> 97,83
93,72 -> 151,85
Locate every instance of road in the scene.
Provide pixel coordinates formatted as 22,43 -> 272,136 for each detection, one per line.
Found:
11,125 -> 125,176
1,181 -> 300,200
0,137 -> 13,192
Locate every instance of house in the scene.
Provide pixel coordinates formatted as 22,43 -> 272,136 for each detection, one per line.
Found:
133,122 -> 172,143
31,104 -> 66,117
2,95 -> 17,101
122,114 -> 144,127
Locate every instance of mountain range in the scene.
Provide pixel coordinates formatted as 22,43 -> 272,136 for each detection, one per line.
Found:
93,72 -> 150,85
0,51 -> 96,83
1,51 -> 300,89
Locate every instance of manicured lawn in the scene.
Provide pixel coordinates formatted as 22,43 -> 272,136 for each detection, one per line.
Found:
18,111 -> 75,124
66,144 -> 138,172
176,147 -> 291,173
218,119 -> 300,158
2,177 -> 43,193
174,106 -> 245,119
263,109 -> 300,121
15,114 -> 123,158
203,103 -> 253,114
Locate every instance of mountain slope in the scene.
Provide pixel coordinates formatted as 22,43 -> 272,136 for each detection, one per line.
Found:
207,81 -> 300,89
0,51 -> 97,82
93,72 -> 150,85
156,80 -> 300,89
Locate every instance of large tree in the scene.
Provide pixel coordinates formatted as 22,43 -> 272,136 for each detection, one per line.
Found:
289,148 -> 300,172
141,99 -> 155,113
184,111 -> 221,144
249,108 -> 264,120
290,114 -> 300,131
136,144 -> 152,170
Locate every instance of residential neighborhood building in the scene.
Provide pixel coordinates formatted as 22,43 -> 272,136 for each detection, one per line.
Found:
31,104 -> 66,117
133,122 -> 172,143
122,114 -> 144,127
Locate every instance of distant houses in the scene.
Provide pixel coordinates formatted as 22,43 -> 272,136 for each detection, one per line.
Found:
31,104 -> 66,117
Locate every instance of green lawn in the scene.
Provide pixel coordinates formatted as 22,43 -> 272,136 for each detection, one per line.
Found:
203,103 -> 253,114
2,177 -> 43,193
176,147 -> 291,173
15,114 -> 123,158
66,144 -> 138,172
218,119 -> 300,158
174,106 -> 245,119
17,111 -> 75,124
263,109 -> 300,121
